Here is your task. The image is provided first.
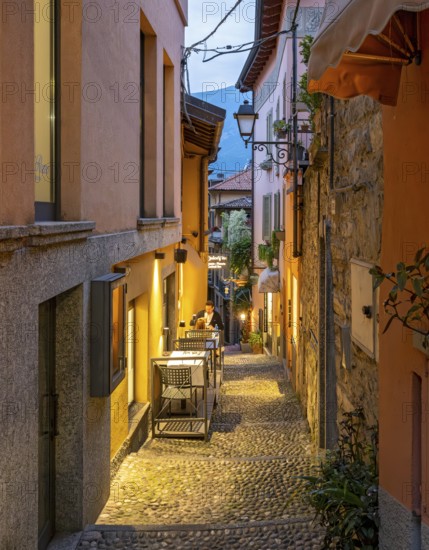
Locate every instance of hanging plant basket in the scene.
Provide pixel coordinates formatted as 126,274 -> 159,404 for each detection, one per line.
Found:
275,230 -> 285,241
260,159 -> 273,171
274,129 -> 288,140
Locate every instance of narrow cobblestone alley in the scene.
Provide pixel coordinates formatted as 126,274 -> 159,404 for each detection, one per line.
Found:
76,352 -> 324,549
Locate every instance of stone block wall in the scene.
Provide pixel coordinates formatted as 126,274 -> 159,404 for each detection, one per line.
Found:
299,95 -> 383,441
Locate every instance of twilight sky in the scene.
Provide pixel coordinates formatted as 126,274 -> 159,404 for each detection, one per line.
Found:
185,0 -> 256,94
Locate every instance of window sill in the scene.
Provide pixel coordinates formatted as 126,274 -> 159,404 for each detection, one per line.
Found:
137,217 -> 180,230
0,221 -> 95,252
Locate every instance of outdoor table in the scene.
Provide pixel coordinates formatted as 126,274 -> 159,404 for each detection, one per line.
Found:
150,351 -> 213,440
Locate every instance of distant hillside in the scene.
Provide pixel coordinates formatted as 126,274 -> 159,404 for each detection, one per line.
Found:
193,86 -> 251,176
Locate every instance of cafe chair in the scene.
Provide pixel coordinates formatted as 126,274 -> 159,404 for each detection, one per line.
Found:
159,365 -> 197,417
173,337 -> 208,351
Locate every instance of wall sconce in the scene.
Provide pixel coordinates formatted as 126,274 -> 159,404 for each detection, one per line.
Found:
155,252 -> 165,260
362,305 -> 372,319
174,249 -> 188,263
179,320 -> 186,328
163,327 -> 170,335
183,231 -> 199,238
240,313 -> 246,321
114,266 -> 131,276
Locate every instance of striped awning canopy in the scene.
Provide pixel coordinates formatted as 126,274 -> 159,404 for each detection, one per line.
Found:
308,0 -> 429,105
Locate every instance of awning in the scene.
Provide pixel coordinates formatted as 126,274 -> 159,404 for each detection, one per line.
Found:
308,0 -> 429,105
258,268 -> 280,293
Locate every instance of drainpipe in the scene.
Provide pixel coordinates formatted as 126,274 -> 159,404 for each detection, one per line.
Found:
324,219 -> 337,449
329,96 -> 335,191
323,95 -> 337,449
200,155 -> 210,254
251,90 -> 255,276
292,23 -> 300,258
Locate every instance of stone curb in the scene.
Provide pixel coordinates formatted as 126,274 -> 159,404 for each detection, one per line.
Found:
83,516 -> 316,533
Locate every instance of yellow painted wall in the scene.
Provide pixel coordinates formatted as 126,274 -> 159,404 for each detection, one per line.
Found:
181,153 -> 209,325
135,293 -> 150,403
110,245 -> 176,457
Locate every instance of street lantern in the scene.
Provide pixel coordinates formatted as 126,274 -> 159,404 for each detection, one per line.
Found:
233,100 -> 258,146
234,100 -> 291,165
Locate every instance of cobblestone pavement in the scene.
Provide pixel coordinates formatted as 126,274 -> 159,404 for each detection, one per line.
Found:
76,353 -> 324,549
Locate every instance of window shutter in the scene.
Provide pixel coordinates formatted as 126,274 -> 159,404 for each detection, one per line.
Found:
262,194 -> 272,241
273,192 -> 280,230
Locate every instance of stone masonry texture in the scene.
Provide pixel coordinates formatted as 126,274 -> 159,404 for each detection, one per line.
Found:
300,95 -> 383,440
67,352 -> 325,549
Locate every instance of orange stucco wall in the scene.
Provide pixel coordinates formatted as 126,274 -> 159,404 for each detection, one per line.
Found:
0,5 -> 34,225
80,0 -> 184,232
380,9 -> 429,521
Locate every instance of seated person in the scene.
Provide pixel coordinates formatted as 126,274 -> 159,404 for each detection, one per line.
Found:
195,300 -> 224,330
195,318 -> 206,330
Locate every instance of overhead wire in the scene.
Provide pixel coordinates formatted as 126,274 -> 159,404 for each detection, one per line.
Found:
182,1 -> 301,136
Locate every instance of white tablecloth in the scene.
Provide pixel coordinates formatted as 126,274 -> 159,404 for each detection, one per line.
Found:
167,351 -> 209,386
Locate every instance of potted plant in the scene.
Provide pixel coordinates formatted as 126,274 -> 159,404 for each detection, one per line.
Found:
274,228 -> 285,241
273,119 -> 290,139
249,331 -> 263,353
258,231 -> 280,270
259,158 -> 273,171
240,318 -> 252,352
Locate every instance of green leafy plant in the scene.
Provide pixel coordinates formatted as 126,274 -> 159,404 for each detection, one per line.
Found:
273,118 -> 290,136
248,331 -> 262,346
221,210 -> 252,276
258,231 -> 280,269
230,235 -> 252,276
232,287 -> 252,343
370,247 -> 429,340
298,35 -> 322,128
300,409 -> 379,549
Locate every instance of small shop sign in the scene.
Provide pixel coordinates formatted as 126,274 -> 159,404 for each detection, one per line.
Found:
208,254 -> 228,269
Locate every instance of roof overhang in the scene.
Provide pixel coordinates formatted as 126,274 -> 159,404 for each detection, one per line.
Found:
308,0 -> 429,105
182,94 -> 226,162
236,0 -> 284,91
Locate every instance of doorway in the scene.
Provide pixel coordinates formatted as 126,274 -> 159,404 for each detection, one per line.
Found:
163,273 -> 176,350
127,304 -> 136,406
38,298 -> 57,549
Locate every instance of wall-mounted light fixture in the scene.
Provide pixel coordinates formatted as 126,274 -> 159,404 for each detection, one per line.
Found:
163,326 -> 170,335
234,100 -> 290,166
114,266 -> 131,276
155,251 -> 165,260
174,248 -> 188,263
179,320 -> 186,328
183,231 -> 199,238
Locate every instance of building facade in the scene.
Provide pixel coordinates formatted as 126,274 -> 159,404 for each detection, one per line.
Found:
308,1 -> 429,547
236,0 -> 324,361
0,1 -> 222,548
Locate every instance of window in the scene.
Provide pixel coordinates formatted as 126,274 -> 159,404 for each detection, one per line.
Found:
273,191 -> 280,229
266,110 -> 273,154
163,59 -> 174,217
90,274 -> 126,397
283,75 -> 287,119
35,0 -> 60,220
262,194 -> 272,241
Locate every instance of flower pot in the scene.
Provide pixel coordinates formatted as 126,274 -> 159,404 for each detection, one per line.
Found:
252,344 -> 263,354
240,341 -> 252,353
275,130 -> 287,140
260,159 -> 272,171
274,230 -> 285,241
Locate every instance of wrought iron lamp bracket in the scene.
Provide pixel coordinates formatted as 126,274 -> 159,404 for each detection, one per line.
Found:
247,141 -> 291,166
